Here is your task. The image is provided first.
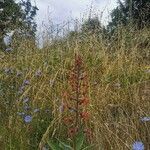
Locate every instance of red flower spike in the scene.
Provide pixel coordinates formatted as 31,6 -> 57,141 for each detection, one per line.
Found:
61,54 -> 91,139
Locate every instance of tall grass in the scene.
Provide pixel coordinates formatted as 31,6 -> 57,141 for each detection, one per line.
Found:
0,23 -> 150,150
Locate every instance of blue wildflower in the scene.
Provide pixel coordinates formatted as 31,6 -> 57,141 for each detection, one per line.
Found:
4,68 -> 13,74
35,69 -> 42,77
24,115 -> 32,123
23,80 -> 30,85
33,108 -> 40,113
45,109 -> 51,115
45,109 -> 50,113
59,103 -> 65,113
24,104 -> 30,111
18,86 -> 25,94
140,117 -> 150,122
5,47 -> 13,52
16,71 -> 23,77
69,107 -> 76,113
132,141 -> 144,150
23,97 -> 29,103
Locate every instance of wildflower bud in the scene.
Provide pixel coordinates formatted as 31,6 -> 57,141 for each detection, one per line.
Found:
16,71 -> 23,77
80,112 -> 90,121
23,80 -> 30,85
35,69 -> 42,77
59,102 -> 66,113
34,108 -> 40,113
23,97 -> 29,103
63,117 -> 73,125
79,97 -> 89,106
68,127 -> 78,138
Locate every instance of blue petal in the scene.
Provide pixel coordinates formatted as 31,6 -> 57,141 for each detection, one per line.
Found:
24,115 -> 32,123
132,141 -> 144,150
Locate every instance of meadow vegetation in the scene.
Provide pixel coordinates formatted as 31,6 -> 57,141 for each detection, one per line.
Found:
0,0 -> 150,149
0,22 -> 150,150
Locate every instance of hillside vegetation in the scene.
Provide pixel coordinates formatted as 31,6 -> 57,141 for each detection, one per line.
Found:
0,24 -> 150,150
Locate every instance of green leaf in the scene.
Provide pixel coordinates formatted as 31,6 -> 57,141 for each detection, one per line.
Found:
58,140 -> 73,150
75,132 -> 85,150
82,144 -> 95,150
47,139 -> 60,150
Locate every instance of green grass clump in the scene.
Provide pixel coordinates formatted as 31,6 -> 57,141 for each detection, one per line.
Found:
0,25 -> 150,150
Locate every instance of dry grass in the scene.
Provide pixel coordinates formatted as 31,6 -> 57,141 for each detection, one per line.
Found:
0,25 -> 150,150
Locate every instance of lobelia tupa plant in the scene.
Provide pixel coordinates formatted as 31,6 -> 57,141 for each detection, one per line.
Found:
47,53 -> 93,150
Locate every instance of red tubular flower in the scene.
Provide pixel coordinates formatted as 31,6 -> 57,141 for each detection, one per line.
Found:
68,127 -> 78,138
80,112 -> 90,121
79,97 -> 89,106
84,128 -> 93,141
61,53 -> 91,140
63,117 -> 73,125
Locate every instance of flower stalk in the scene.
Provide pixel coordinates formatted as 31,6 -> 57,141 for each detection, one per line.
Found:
62,53 -> 90,139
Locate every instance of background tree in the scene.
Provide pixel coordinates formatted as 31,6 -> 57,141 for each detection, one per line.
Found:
19,0 -> 38,37
81,17 -> 101,34
0,0 -> 38,50
0,0 -> 22,50
80,17 -> 108,40
108,0 -> 150,32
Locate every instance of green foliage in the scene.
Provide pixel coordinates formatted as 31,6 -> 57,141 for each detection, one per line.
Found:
0,0 -> 21,50
47,131 -> 88,150
108,0 -> 150,32
81,17 -> 101,33
56,138 -> 73,150
74,132 -> 85,150
0,0 -> 38,50
0,0 -> 23,32
48,140 -> 62,150
19,0 -> 38,36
